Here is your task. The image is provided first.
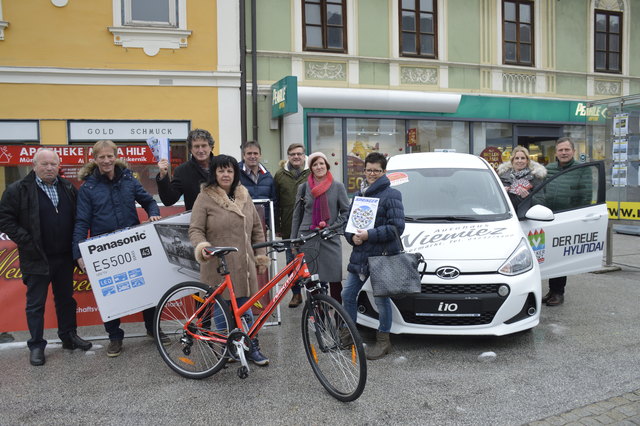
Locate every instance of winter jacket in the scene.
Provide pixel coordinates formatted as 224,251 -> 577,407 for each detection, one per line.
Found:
291,179 -> 350,282
0,171 -> 77,275
543,158 -> 592,212
238,161 -> 277,226
273,160 -> 310,238
72,160 -> 160,259
156,154 -> 213,211
189,184 -> 268,299
344,175 -> 405,277
497,159 -> 547,206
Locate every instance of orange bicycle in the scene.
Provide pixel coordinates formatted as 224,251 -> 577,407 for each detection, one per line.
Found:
153,225 -> 367,402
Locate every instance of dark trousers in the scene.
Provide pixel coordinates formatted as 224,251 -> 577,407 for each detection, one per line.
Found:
104,307 -> 155,341
549,276 -> 567,295
23,253 -> 77,351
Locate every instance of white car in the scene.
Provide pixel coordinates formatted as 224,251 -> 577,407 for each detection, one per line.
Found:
355,152 -> 607,336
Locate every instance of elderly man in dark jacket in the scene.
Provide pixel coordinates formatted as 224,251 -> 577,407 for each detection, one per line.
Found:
156,128 -> 214,211
0,148 -> 92,366
342,152 -> 404,360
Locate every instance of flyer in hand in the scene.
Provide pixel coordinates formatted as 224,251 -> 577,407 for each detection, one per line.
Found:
345,196 -> 379,234
146,137 -> 170,162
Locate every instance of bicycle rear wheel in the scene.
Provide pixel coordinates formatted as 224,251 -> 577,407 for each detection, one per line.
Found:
154,282 -> 234,379
301,293 -> 367,402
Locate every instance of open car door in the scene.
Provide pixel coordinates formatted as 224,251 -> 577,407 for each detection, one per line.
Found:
516,161 -> 608,280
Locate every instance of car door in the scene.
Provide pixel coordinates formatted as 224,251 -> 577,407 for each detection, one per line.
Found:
516,161 -> 608,280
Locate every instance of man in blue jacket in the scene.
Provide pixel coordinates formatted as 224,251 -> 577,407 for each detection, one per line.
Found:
0,148 -> 92,366
238,141 -> 276,227
73,140 -> 161,357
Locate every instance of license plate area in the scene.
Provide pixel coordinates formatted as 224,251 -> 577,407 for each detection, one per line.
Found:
414,294 -> 501,318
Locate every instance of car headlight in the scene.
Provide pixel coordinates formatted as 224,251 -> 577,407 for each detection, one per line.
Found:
498,238 -> 533,276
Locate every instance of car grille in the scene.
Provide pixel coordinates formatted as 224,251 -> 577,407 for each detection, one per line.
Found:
399,283 -> 508,326
398,310 -> 496,326
421,283 -> 503,294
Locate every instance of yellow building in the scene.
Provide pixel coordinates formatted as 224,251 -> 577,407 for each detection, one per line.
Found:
0,0 -> 241,196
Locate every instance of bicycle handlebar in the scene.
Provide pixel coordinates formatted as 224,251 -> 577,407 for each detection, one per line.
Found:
252,221 -> 344,250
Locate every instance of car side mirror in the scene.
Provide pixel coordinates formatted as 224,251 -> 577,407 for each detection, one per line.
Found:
524,205 -> 554,221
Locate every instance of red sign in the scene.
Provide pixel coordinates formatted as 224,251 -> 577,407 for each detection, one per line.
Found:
480,146 -> 503,171
0,145 -> 158,166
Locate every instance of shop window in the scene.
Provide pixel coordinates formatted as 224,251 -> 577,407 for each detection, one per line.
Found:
594,9 -> 622,74
344,119 -> 406,196
502,0 -> 534,67
302,0 -> 347,53
108,0 -> 192,57
408,120 -> 469,155
399,0 -> 437,59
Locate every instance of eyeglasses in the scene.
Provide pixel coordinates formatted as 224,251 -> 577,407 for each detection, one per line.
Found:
364,169 -> 384,174
288,152 -> 305,157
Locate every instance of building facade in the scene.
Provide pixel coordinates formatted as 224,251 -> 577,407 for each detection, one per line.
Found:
245,0 -> 640,195
0,0 -> 241,196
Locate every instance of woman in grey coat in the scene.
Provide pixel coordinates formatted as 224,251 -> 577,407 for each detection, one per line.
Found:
290,152 -> 350,303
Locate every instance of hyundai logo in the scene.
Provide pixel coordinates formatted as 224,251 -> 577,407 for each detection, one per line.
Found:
436,267 -> 460,279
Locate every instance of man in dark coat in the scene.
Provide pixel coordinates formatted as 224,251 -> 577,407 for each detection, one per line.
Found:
542,137 -> 592,306
0,148 -> 92,366
238,141 -> 277,227
156,128 -> 215,211
273,143 -> 310,307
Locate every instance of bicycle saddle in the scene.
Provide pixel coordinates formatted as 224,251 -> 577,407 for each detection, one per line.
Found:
203,247 -> 238,257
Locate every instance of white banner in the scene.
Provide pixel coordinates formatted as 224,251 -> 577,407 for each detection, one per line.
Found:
79,212 -> 198,322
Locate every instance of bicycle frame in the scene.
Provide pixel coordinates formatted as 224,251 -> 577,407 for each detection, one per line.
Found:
184,251 -> 312,344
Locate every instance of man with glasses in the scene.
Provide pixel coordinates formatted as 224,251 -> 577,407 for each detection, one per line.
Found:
274,143 -> 310,307
156,128 -> 215,211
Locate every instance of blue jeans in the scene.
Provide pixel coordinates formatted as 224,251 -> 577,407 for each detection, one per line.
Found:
341,272 -> 392,333
286,248 -> 301,295
215,297 -> 254,331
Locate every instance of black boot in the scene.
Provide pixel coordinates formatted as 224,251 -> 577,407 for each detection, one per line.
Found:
62,332 -> 93,351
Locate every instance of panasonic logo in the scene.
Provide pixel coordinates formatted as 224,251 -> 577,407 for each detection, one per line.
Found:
88,232 -> 147,254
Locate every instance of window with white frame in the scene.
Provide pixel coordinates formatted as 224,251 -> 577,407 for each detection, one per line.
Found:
109,0 -> 191,56
123,0 -> 178,28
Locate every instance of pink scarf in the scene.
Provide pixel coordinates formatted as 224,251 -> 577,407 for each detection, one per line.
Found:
308,171 -> 333,229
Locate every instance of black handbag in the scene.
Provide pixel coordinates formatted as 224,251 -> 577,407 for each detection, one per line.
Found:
368,226 -> 426,298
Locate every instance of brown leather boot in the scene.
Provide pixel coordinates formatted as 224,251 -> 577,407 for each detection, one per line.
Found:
288,293 -> 302,308
365,331 -> 391,360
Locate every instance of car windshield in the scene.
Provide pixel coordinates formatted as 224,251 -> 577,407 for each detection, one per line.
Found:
391,168 -> 511,222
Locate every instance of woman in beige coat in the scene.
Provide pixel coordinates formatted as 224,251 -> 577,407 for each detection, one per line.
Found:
189,154 -> 270,366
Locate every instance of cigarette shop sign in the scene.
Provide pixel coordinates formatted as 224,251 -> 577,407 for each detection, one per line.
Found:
69,121 -> 190,142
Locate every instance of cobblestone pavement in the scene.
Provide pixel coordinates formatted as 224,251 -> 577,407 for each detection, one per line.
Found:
528,389 -> 640,425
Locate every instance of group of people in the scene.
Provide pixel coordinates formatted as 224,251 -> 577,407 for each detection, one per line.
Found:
0,129 -> 586,367
497,137 -> 587,306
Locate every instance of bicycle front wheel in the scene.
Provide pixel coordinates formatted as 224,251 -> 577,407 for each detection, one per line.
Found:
154,282 -> 234,379
301,293 -> 367,402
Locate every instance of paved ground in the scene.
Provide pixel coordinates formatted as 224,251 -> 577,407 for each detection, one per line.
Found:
0,229 -> 638,425
529,227 -> 640,426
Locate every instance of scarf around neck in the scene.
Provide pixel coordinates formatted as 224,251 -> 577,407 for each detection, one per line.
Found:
308,171 -> 333,229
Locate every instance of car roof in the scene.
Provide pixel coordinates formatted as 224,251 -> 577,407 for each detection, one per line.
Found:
387,152 -> 490,171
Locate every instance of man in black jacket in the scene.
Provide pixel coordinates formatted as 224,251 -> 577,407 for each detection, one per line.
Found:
0,148 -> 92,366
156,128 -> 215,211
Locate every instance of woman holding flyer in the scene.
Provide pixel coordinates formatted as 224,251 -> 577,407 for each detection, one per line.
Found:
342,152 -> 404,360
290,152 -> 349,303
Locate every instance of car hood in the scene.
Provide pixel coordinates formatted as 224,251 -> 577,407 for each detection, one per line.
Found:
401,220 -> 524,264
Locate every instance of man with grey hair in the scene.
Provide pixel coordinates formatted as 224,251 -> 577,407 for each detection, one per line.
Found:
0,148 -> 92,366
156,128 -> 215,210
